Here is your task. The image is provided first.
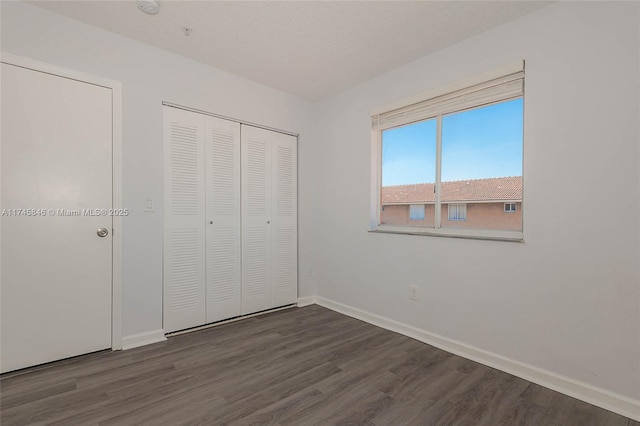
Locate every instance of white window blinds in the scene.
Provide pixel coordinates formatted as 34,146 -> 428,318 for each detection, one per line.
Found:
372,64 -> 524,131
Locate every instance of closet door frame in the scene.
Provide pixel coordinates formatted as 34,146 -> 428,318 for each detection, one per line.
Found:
0,52 -> 124,350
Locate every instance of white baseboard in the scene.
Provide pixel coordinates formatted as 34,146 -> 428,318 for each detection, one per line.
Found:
121,329 -> 167,350
297,295 -> 316,307
315,296 -> 640,422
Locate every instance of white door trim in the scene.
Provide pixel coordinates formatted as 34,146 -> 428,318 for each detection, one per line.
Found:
0,52 -> 124,350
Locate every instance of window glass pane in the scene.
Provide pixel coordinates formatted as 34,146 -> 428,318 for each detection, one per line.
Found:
441,98 -> 523,231
448,204 -> 467,221
381,119 -> 436,227
409,204 -> 425,220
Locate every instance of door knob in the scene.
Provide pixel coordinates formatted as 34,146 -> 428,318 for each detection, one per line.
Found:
97,228 -> 109,237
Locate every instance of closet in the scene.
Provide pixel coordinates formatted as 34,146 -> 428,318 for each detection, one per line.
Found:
163,106 -> 297,333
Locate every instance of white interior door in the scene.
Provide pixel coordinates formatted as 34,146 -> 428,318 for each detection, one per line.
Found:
0,63 -> 113,373
163,107 -> 206,333
241,125 -> 272,314
271,132 -> 298,307
205,116 -> 241,323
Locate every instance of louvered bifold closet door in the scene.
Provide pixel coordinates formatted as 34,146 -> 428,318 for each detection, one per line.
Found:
205,116 -> 241,323
271,132 -> 297,307
163,107 -> 206,333
241,125 -> 273,314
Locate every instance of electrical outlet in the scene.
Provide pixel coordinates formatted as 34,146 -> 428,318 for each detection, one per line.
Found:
409,285 -> 418,301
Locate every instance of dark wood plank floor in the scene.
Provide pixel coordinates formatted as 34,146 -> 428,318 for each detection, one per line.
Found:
1,305 -> 637,425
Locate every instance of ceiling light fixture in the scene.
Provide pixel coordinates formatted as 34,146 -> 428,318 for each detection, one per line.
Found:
137,0 -> 159,15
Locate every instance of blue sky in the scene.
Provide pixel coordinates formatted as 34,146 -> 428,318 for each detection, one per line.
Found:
381,98 -> 523,186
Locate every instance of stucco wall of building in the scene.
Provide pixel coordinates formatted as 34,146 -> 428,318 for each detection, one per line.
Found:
381,202 -> 522,230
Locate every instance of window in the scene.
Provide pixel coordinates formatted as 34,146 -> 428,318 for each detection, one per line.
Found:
372,61 -> 524,241
448,204 -> 467,221
409,204 -> 425,220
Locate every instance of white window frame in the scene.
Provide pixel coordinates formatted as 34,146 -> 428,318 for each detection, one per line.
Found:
504,203 -> 517,213
369,61 -> 524,242
409,204 -> 425,220
448,204 -> 467,221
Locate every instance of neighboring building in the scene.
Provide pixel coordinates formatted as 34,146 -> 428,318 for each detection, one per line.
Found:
381,176 -> 522,230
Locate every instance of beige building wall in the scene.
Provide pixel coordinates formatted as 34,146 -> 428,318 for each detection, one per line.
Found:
381,204 -> 435,227
381,202 -> 522,231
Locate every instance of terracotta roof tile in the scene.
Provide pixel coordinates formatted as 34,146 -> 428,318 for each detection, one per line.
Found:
381,176 -> 522,204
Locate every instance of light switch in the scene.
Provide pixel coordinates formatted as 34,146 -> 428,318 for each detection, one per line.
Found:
144,196 -> 155,212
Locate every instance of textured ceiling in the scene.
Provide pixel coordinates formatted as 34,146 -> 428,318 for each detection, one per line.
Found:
30,1 -> 550,100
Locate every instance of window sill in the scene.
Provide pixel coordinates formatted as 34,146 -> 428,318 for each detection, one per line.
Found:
369,225 -> 523,243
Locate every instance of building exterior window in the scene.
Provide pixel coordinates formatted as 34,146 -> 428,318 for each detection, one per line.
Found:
372,61 -> 524,241
448,204 -> 467,221
409,204 -> 425,220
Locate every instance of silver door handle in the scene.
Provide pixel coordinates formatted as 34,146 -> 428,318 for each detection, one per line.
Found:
97,228 -> 109,237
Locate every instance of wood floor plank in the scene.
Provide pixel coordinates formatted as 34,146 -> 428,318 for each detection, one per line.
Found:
496,397 -> 547,426
238,388 -> 326,425
0,379 -> 77,411
199,362 -> 342,424
1,305 -> 636,426
278,371 -> 399,425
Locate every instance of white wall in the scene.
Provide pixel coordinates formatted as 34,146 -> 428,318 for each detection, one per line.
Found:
0,1 -> 318,340
314,1 -> 640,402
